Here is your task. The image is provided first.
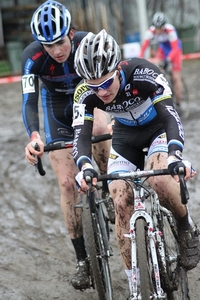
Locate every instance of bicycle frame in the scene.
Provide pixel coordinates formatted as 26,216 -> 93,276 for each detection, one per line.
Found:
124,180 -> 165,299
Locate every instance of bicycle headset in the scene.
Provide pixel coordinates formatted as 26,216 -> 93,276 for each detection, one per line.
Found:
152,12 -> 166,28
74,29 -> 121,80
30,0 -> 71,44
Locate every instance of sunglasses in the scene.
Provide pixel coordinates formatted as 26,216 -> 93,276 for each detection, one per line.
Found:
85,70 -> 118,92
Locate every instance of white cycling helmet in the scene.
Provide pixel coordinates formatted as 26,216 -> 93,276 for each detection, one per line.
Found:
74,29 -> 121,80
31,0 -> 71,44
152,12 -> 166,28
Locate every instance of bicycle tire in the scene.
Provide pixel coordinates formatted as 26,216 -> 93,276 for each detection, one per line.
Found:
82,193 -> 113,300
160,212 -> 190,300
136,218 -> 152,299
96,188 -> 111,240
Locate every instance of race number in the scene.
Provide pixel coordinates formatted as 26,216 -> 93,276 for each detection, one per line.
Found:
22,74 -> 35,94
72,104 -> 86,127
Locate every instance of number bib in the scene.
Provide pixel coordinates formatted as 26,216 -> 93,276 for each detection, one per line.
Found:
22,74 -> 35,94
72,104 -> 86,127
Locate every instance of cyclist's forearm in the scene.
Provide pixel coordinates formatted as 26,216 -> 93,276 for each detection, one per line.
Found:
139,40 -> 150,57
155,99 -> 184,152
22,95 -> 39,137
73,121 -> 93,169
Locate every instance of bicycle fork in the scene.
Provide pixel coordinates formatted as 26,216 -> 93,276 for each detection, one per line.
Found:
124,185 -> 166,299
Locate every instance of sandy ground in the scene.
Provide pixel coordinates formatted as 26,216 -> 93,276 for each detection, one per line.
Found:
0,59 -> 200,300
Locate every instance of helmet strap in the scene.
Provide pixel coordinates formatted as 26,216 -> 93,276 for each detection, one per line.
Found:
68,28 -> 75,53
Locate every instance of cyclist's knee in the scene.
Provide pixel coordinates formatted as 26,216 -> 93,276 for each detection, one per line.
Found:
109,180 -> 133,211
93,108 -> 110,136
59,176 -> 77,195
148,175 -> 168,191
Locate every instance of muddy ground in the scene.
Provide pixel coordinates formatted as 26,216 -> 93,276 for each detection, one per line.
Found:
0,59 -> 200,300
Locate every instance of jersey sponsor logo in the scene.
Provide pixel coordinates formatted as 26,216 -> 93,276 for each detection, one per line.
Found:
74,83 -> 89,103
159,133 -> 166,139
166,105 -> 184,140
73,128 -> 81,159
32,51 -> 43,61
134,68 -> 159,79
108,160 -> 131,174
55,88 -> 75,94
105,97 -> 144,112
132,89 -> 139,95
50,64 -> 55,75
150,136 -> 167,148
156,87 -> 163,94
125,83 -> 131,91
57,128 -> 73,137
123,97 -> 143,108
22,74 -> 35,94
110,160 -> 130,166
109,153 -> 118,160
119,61 -> 129,67
125,84 -> 139,96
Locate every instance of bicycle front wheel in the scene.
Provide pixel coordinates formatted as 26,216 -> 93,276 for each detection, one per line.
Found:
161,213 -> 190,300
82,193 -> 113,300
136,218 -> 152,299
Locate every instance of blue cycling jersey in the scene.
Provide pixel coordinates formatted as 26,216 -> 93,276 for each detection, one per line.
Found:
21,31 -> 87,144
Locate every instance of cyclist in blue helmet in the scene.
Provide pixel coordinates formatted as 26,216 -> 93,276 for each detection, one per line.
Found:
31,0 -> 71,44
21,0 -> 111,291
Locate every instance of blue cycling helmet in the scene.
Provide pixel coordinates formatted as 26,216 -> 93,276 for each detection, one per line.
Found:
31,0 -> 71,44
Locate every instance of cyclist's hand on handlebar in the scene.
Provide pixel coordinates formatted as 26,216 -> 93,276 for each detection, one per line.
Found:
75,163 -> 98,193
167,155 -> 196,182
25,133 -> 44,166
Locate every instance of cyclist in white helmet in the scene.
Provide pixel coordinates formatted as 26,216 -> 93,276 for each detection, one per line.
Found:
73,29 -> 200,299
21,1 -> 111,290
139,12 -> 183,110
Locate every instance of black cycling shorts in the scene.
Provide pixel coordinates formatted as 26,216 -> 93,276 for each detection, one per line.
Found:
112,118 -> 165,170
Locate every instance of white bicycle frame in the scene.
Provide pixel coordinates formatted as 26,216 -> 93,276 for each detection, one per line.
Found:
98,167 -> 188,300
124,180 -> 166,299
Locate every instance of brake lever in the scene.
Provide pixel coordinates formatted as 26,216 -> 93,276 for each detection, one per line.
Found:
34,143 -> 46,176
84,170 -> 95,211
177,162 -> 189,205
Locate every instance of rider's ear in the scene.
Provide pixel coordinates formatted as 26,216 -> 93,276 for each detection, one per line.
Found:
68,28 -> 75,40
